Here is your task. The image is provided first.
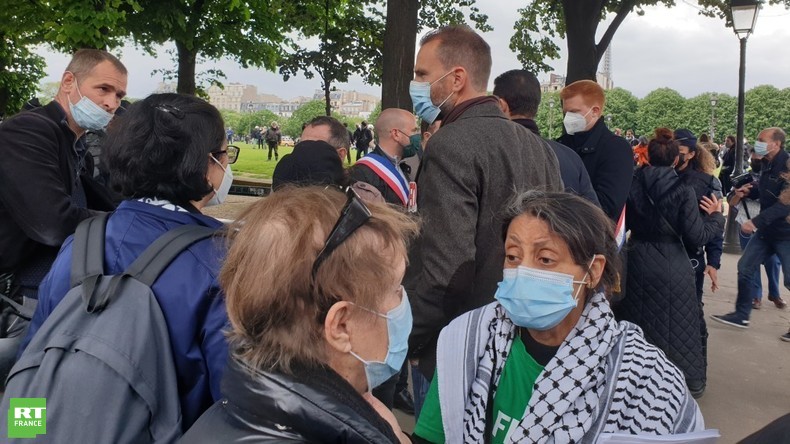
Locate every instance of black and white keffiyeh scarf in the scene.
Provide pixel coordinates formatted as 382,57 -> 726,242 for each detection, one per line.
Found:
436,292 -> 703,443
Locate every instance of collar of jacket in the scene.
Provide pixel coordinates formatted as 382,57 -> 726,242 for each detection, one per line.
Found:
373,145 -> 412,178
117,199 -> 224,229
559,116 -> 609,152
441,96 -> 506,127
219,357 -> 399,443
512,118 -> 541,136
34,101 -> 79,145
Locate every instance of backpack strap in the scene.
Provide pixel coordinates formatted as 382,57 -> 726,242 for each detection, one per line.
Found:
126,225 -> 216,287
82,224 -> 216,313
70,213 -> 110,289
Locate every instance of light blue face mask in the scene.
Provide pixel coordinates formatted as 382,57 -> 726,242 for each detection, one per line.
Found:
494,260 -> 594,331
754,141 -> 769,156
409,70 -> 455,124
68,75 -> 115,131
349,287 -> 412,390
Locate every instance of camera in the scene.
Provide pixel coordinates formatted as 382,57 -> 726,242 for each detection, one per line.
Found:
731,172 -> 755,190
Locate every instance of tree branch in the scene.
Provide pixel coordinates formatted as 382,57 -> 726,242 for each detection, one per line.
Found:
596,0 -> 636,54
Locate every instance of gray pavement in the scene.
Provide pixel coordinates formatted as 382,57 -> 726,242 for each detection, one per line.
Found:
698,250 -> 790,442
395,250 -> 790,443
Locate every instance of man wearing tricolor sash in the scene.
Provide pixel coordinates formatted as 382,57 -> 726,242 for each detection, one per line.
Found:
350,109 -> 420,208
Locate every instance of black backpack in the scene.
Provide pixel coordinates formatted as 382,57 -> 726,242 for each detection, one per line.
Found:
0,213 -> 216,443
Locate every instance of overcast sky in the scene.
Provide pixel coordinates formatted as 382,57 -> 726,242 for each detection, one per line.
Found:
35,1 -> 790,100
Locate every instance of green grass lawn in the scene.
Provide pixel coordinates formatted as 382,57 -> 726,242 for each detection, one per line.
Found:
232,142 -> 295,179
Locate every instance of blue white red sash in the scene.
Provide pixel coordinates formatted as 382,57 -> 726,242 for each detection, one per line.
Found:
615,206 -> 626,250
356,153 -> 409,205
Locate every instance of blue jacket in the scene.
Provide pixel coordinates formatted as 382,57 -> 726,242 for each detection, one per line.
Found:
21,199 -> 229,430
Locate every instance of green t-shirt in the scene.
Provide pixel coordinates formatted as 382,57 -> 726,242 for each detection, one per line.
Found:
414,336 -> 544,443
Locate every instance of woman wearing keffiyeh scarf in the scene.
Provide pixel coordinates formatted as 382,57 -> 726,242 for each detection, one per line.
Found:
413,191 -> 704,444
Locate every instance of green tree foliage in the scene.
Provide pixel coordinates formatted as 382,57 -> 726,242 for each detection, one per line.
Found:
534,91 -> 562,139
605,87 -> 639,135
281,100 -> 348,137
744,85 -> 790,139
42,0 -> 141,51
279,0 -> 384,116
238,110 -> 284,137
0,42 -> 46,117
634,88 -> 686,137
128,0 -> 288,95
0,2 -> 47,117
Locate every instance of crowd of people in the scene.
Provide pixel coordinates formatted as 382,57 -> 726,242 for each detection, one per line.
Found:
0,24 -> 787,444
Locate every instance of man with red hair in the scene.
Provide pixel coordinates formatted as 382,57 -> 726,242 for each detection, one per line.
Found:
558,80 -> 633,222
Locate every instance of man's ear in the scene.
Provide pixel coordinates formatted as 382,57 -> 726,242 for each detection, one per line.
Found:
591,105 -> 602,120
497,97 -> 510,117
60,71 -> 76,94
324,301 -> 354,354
451,67 -> 467,93
337,147 -> 348,162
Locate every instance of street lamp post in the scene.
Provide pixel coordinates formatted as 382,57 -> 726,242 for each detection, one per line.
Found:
549,98 -> 555,138
723,0 -> 761,254
710,94 -> 718,142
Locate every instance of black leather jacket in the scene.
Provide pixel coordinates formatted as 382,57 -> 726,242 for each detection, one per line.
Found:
181,358 -> 400,443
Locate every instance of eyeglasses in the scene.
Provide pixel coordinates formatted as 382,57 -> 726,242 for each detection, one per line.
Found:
211,145 -> 240,164
311,186 -> 372,280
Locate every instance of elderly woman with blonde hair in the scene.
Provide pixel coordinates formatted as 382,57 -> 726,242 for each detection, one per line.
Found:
183,186 -> 418,443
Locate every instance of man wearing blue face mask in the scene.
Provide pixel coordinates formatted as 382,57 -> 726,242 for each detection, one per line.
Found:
0,49 -> 127,371
404,25 -> 562,390
713,127 -> 790,330
350,108 -> 419,209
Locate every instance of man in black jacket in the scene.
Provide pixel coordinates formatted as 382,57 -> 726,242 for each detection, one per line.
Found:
558,80 -> 633,222
713,127 -> 790,329
0,49 -> 126,302
354,121 -> 373,161
349,109 -> 417,207
493,69 -> 599,206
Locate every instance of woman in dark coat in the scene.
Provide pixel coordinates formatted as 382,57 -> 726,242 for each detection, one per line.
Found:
615,128 -> 725,399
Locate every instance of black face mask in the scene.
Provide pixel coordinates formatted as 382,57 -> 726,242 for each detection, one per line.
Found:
676,154 -> 687,169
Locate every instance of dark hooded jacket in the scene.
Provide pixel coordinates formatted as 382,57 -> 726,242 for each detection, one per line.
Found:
614,166 -> 724,383
181,358 -> 400,443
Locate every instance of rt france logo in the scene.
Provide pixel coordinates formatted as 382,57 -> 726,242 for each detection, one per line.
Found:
8,398 -> 46,439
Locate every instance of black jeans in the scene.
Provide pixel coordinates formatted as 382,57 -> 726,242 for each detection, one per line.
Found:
267,142 -> 279,160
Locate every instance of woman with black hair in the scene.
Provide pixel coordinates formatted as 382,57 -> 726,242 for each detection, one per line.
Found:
20,93 -> 236,431
615,128 -> 724,399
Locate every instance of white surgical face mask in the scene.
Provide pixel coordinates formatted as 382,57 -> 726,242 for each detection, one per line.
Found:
563,108 -> 593,135
206,156 -> 233,207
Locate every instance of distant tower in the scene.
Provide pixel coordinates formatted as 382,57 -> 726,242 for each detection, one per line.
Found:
597,44 -> 614,90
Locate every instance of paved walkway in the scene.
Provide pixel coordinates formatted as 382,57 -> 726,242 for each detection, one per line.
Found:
698,250 -> 790,442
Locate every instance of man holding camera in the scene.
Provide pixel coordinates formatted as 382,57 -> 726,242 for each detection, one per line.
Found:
712,127 -> 789,330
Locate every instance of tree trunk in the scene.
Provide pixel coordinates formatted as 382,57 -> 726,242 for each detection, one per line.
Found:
176,40 -> 197,95
381,0 -> 418,110
324,80 -> 332,116
562,0 -> 603,85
